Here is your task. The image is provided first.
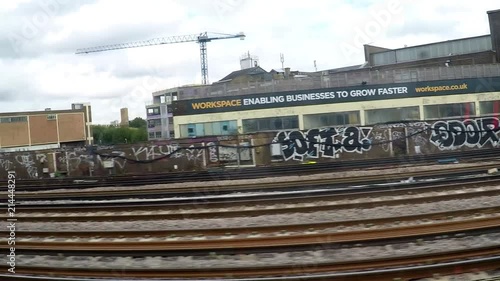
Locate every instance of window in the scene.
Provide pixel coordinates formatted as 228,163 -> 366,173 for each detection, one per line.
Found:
366,107 -> 420,124
160,96 -> 165,103
204,122 -> 214,136
147,107 -> 160,116
167,106 -> 173,113
165,96 -> 172,104
0,116 -> 27,123
168,117 -> 173,125
147,119 -> 161,128
480,100 -> 500,116
304,111 -> 360,129
242,116 -> 299,133
179,121 -> 238,137
425,102 -> 475,119
148,132 -> 155,138
155,131 -> 162,138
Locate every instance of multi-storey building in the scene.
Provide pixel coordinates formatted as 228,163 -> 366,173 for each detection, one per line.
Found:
146,89 -> 178,140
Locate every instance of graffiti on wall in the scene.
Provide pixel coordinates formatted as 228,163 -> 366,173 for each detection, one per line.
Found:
131,144 -> 184,161
0,159 -> 14,171
130,144 -> 204,163
274,127 -> 373,161
58,151 -> 127,171
15,154 -> 38,179
430,117 -> 500,150
207,142 -> 218,163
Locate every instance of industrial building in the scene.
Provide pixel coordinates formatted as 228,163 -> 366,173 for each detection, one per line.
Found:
143,9 -> 500,139
0,103 -> 92,152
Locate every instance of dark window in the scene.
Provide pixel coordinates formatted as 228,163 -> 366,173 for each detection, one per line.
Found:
366,107 -> 419,124
480,100 -> 500,115
425,103 -> 475,119
242,116 -> 299,133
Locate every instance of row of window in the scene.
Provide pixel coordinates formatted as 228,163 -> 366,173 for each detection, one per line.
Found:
177,100 -> 500,137
242,116 -> 299,133
147,107 -> 161,116
0,116 -> 28,123
147,117 -> 174,128
180,121 -> 238,138
148,131 -> 175,139
1,115 -> 58,123
147,105 -> 173,116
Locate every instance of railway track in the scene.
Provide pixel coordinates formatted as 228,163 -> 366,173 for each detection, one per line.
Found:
2,243 -> 500,279
10,162 -> 500,202
11,173 -> 500,213
5,147 -> 500,192
10,179 -> 500,221
2,162 -> 500,280
7,212 -> 500,254
1,256 -> 499,280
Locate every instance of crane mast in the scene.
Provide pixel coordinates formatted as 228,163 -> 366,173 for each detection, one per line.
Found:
76,32 -> 246,85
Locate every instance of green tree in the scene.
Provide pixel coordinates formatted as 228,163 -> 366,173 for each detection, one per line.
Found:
129,117 -> 147,128
92,124 -> 147,145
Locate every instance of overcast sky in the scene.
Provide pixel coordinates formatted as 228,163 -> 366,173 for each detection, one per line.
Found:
1,0 -> 499,124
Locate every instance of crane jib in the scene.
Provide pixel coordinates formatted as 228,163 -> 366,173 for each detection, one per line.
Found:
76,32 -> 246,85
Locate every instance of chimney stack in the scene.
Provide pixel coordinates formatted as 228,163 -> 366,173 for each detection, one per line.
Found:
120,108 -> 129,127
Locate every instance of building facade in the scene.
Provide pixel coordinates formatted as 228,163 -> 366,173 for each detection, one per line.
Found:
172,70 -> 500,138
146,88 -> 178,140
158,9 -> 500,139
0,103 -> 92,152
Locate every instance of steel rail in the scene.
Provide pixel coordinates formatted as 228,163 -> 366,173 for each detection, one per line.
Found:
1,256 -> 499,281
8,186 -> 500,222
10,175 -> 500,212
10,163 -> 500,201
6,216 -> 500,253
1,246 -> 499,279
6,207 -> 499,239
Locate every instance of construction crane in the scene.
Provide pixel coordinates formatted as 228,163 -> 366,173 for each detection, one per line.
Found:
76,32 -> 246,85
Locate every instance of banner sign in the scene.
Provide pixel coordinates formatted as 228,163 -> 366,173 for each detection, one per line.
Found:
172,77 -> 500,116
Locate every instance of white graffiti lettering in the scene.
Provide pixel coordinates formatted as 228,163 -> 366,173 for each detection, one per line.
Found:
274,127 -> 373,161
430,118 -> 500,150
15,154 -> 38,179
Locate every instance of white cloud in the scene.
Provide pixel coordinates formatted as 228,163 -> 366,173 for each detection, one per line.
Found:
0,0 -> 499,124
